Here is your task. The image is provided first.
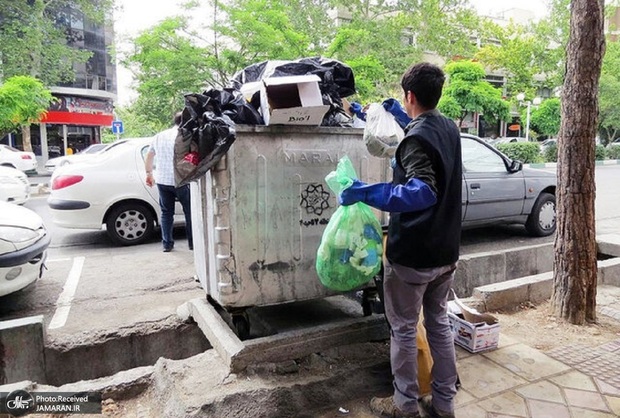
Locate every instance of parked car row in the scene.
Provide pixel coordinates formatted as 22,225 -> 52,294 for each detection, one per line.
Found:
45,134 -> 557,248
0,166 -> 30,205
44,143 -> 110,173
0,144 -> 37,175
0,201 -> 50,297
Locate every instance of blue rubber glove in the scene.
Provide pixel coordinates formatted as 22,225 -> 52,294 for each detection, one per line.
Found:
382,98 -> 412,129
349,102 -> 367,121
339,179 -> 437,212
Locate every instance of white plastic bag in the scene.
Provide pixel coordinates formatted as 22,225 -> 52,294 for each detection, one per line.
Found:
363,103 -> 404,158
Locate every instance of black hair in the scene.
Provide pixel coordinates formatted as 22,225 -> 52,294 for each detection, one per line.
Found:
173,111 -> 183,126
401,62 -> 445,110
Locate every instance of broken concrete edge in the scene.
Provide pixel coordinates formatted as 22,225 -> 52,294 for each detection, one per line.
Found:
0,315 -> 46,385
0,314 -> 209,387
0,364 -> 154,401
186,298 -> 390,374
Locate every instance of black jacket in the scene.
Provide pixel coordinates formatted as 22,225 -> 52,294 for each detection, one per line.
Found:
386,111 -> 462,268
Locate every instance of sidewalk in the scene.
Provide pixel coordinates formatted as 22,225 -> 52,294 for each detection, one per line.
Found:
451,335 -> 620,417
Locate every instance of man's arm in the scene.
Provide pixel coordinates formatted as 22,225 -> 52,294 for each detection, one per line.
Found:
145,147 -> 155,187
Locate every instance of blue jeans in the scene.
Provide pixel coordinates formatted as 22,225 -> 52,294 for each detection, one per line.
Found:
157,183 -> 192,249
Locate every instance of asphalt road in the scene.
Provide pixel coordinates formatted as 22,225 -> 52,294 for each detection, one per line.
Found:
2,165 -> 620,340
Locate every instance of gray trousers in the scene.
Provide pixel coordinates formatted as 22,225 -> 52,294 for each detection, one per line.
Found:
384,258 -> 458,414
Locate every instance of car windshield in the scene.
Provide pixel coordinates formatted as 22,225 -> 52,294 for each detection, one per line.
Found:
79,144 -> 108,154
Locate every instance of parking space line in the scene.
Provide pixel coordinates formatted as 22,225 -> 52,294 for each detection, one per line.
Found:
48,256 -> 85,330
46,257 -> 73,263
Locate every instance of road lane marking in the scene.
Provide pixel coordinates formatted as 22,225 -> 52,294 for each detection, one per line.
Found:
48,256 -> 85,330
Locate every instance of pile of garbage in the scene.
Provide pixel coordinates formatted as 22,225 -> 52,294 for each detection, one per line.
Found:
174,57 -> 358,186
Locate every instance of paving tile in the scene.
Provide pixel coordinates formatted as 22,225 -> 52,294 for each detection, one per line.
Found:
483,344 -> 571,381
545,344 -> 605,366
516,381 -> 565,404
567,407 -> 618,417
597,339 -> 620,353
549,370 -> 598,391
497,334 -> 520,349
527,399 -> 571,418
563,388 -> 611,412
457,355 -> 527,398
575,352 -> 620,385
454,403 -> 489,418
455,388 -> 476,406
478,391 -> 528,417
487,414 -> 525,418
456,345 -> 473,360
605,395 -> 620,416
596,379 -> 620,396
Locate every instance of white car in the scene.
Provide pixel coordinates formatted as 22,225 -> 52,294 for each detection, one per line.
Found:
44,143 -> 109,173
0,201 -> 49,297
0,144 -> 38,175
48,137 -> 183,246
0,166 -> 30,204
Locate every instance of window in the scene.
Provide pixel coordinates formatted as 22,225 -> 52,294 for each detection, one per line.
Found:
461,137 -> 507,173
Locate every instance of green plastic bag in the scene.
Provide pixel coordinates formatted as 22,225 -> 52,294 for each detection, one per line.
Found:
316,156 -> 383,291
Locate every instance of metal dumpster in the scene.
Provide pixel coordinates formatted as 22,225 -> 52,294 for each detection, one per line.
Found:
191,125 -> 391,335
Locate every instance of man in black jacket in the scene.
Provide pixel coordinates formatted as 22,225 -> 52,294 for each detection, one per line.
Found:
340,62 -> 461,418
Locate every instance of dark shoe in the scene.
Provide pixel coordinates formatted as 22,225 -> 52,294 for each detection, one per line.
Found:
163,243 -> 174,252
370,396 -> 421,418
189,244 -> 193,251
419,396 -> 455,418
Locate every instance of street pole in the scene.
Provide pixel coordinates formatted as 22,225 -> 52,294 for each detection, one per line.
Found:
525,101 -> 531,141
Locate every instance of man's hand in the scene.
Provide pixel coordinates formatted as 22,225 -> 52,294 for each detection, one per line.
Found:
339,180 -> 368,206
146,172 -> 154,187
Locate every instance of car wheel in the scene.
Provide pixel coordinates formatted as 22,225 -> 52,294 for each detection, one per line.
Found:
106,203 -> 154,246
525,192 -> 556,237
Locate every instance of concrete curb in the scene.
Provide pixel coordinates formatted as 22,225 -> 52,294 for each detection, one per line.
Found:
471,234 -> 620,311
525,159 -> 620,169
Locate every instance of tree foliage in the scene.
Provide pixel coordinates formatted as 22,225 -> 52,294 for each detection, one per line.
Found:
598,41 -> 620,144
0,0 -> 113,84
0,76 -> 54,138
438,60 -> 510,127
120,0 -> 483,127
530,98 -> 561,138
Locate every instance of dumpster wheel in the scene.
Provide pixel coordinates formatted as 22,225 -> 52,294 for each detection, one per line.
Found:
232,312 -> 251,340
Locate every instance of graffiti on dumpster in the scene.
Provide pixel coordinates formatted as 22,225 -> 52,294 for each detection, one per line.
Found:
300,183 -> 330,216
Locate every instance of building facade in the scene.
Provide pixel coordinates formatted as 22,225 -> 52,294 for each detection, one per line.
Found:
3,4 -> 116,162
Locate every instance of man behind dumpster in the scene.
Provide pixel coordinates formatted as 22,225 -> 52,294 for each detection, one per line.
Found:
145,112 -> 193,252
339,62 -> 461,418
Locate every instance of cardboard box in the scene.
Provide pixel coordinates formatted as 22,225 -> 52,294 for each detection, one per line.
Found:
260,75 -> 330,126
448,302 -> 500,353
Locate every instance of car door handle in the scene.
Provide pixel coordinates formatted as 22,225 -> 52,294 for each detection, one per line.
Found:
470,183 -> 481,190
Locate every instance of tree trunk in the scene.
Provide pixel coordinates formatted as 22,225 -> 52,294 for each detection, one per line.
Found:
21,125 -> 33,153
551,0 -> 605,325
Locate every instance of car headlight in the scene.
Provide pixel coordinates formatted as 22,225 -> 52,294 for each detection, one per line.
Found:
0,226 -> 40,243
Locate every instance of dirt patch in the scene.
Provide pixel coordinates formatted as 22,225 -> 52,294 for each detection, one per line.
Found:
492,300 -> 620,352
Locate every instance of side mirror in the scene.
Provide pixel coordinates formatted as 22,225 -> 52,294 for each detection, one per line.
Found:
509,160 -> 523,173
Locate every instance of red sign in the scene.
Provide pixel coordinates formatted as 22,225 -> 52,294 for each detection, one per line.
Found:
40,111 -> 114,126
508,124 -> 521,131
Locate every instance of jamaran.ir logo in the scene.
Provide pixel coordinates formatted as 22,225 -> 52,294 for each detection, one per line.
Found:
5,389 -> 36,416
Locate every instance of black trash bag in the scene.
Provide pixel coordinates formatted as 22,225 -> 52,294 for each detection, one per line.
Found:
193,87 -> 263,125
231,57 -> 356,127
174,92 -> 239,187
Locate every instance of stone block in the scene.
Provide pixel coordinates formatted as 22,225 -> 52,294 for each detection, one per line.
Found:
597,258 -> 620,286
0,316 -> 46,385
597,234 -> 620,257
527,272 -> 554,304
